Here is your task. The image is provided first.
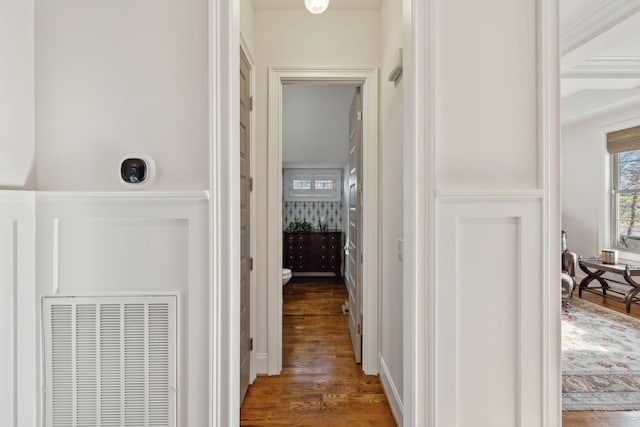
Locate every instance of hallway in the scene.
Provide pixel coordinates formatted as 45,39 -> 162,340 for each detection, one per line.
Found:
240,278 -> 396,426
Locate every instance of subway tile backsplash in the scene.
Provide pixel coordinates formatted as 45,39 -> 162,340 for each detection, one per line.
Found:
283,201 -> 342,230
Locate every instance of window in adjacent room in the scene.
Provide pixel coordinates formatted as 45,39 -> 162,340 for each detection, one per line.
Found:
609,125 -> 640,251
283,168 -> 342,201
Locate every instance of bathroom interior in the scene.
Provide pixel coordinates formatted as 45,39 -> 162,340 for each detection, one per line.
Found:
281,83 -> 359,286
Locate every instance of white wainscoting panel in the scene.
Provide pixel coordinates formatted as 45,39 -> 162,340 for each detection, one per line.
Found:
0,219 -> 17,426
35,192 -> 209,427
436,196 -> 543,427
0,192 -> 36,427
56,218 -> 188,293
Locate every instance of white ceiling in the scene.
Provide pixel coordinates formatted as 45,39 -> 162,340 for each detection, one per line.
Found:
252,0 -> 381,10
561,0 -> 640,123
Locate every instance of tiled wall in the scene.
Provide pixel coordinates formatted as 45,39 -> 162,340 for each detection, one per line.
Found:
283,201 -> 343,230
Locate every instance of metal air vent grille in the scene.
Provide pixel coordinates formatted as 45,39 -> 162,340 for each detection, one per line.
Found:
43,296 -> 176,427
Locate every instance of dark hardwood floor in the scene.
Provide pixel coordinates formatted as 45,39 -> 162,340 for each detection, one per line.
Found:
240,277 -> 396,426
562,289 -> 640,426
242,278 -> 640,426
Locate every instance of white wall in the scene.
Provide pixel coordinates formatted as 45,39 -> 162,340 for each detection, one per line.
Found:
0,0 -> 35,189
435,0 -> 538,191
562,104 -> 640,257
253,8 -> 381,368
240,0 -> 255,55
34,0 -> 209,191
378,0 -> 404,423
283,85 -> 354,164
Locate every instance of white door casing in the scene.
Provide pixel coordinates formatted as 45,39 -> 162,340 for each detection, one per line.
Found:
209,0 -> 240,424
267,67 -> 379,376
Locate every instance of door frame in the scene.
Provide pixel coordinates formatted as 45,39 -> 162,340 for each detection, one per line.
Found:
266,67 -> 379,376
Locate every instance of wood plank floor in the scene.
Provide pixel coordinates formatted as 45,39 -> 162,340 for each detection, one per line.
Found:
562,290 -> 640,426
242,279 -> 640,426
240,278 -> 397,426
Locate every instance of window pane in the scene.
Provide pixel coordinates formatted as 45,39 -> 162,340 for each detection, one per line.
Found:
291,179 -> 311,190
618,191 -> 640,243
613,150 -> 640,250
617,149 -> 640,190
314,179 -> 334,190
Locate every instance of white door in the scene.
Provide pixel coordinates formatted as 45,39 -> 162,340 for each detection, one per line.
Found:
347,87 -> 362,363
239,49 -> 251,402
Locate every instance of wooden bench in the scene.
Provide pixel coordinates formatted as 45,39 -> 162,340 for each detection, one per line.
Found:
578,258 -> 640,313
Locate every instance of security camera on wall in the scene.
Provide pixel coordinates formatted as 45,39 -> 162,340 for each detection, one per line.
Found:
119,153 -> 156,188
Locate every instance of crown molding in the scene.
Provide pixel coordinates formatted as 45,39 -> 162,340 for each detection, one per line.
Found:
561,0 -> 640,55
565,56 -> 640,75
562,92 -> 640,126
562,56 -> 640,79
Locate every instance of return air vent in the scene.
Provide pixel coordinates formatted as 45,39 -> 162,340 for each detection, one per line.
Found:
43,296 -> 177,427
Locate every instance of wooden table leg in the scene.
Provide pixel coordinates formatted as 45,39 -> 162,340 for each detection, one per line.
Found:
578,263 -> 609,297
622,266 -> 640,313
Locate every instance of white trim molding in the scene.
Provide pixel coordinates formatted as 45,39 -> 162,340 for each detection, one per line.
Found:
267,66 -> 380,376
403,0 -> 432,425
540,0 -> 562,424
379,355 -> 404,426
209,0 -> 240,425
560,0 -> 640,55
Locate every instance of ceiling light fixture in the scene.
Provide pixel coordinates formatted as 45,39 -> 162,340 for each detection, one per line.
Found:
305,0 -> 329,14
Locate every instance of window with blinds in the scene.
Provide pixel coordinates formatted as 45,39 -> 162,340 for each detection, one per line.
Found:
609,125 -> 640,251
43,296 -> 177,427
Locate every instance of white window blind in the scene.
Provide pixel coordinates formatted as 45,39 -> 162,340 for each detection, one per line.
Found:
607,125 -> 640,154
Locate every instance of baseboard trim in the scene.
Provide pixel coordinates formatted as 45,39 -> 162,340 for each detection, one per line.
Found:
379,354 -> 403,426
255,352 -> 268,375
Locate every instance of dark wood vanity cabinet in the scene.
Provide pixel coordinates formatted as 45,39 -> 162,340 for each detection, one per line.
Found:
283,231 -> 342,280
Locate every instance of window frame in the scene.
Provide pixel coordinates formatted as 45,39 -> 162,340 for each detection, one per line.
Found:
283,168 -> 342,202
610,150 -> 640,253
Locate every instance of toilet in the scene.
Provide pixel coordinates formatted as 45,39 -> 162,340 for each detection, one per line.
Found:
282,268 -> 292,286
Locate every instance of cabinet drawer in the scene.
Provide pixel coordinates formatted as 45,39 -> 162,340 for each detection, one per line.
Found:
283,232 -> 342,275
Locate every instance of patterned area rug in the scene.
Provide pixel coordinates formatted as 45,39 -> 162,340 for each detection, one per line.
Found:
563,298 -> 640,410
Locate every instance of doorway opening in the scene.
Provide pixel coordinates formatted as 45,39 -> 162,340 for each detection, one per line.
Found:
281,83 -> 362,363
560,1 -> 640,424
266,68 -> 380,376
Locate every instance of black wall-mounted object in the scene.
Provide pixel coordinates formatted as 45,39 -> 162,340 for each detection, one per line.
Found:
120,158 -> 148,184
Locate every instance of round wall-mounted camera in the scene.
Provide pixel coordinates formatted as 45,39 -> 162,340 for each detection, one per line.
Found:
119,154 -> 156,188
